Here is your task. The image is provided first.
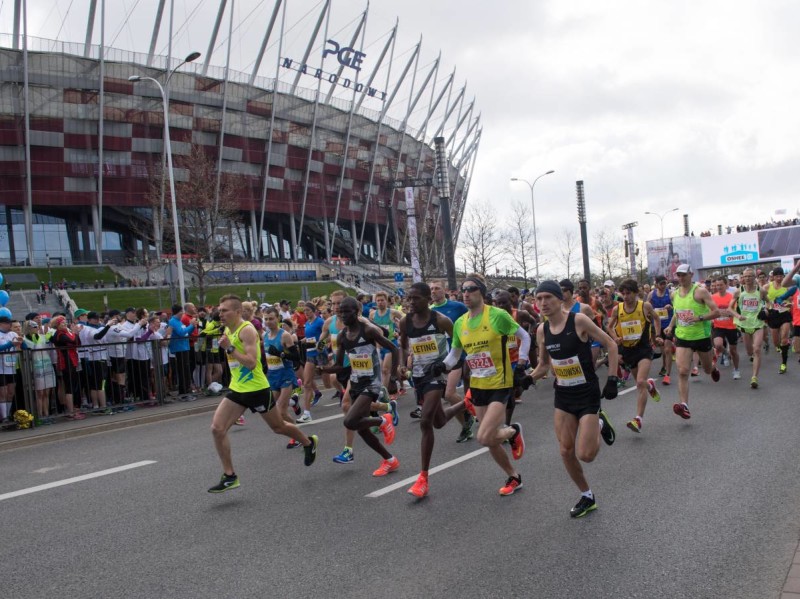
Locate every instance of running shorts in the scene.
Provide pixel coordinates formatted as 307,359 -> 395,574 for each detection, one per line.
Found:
227,388 -> 275,413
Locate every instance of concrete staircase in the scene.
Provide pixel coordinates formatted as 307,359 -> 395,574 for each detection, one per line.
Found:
5,289 -> 64,319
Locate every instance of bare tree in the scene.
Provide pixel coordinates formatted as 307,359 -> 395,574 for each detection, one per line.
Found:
146,144 -> 246,304
553,227 -> 580,280
460,202 -> 504,278
592,229 -> 626,283
504,200 -> 534,287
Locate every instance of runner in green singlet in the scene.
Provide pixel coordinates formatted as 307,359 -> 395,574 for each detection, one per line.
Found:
731,268 -> 770,388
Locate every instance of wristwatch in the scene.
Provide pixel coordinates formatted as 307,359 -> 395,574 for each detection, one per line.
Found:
226,346 -> 235,355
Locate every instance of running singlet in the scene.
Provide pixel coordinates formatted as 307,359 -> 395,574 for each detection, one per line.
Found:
614,300 -> 650,348
340,322 -> 381,384
329,316 -> 349,367
406,312 -> 449,379
0,330 -> 18,374
304,316 -> 324,358
225,321 -> 269,392
507,308 -> 520,363
711,293 -> 736,329
673,284 -> 711,341
431,299 -> 468,324
543,312 -> 598,395
371,308 -> 397,342
452,305 -> 518,390
649,290 -> 673,330
792,290 -> 800,326
767,282 -> 789,313
737,288 -> 765,331
263,329 -> 292,372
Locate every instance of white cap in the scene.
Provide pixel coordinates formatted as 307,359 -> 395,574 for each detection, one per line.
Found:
675,263 -> 692,274
603,280 -> 615,287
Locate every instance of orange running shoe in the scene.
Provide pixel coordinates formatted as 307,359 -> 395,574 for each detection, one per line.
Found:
509,423 -> 525,460
407,474 -> 429,497
378,413 -> 395,445
662,374 -> 671,385
463,389 -> 476,417
499,475 -> 522,496
372,457 -> 400,477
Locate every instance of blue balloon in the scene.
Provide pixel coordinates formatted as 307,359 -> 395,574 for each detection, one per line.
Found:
0,272 -> 4,286
0,308 -> 11,320
0,290 -> 8,307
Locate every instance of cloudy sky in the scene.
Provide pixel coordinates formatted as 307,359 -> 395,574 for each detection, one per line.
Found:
7,0 -> 800,273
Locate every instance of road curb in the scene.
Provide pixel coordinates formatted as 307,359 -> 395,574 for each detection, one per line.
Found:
0,403 -> 217,453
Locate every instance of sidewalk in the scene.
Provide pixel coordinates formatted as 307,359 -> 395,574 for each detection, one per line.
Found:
0,394 -> 221,453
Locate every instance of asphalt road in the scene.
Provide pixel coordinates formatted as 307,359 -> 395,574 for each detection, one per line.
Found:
1,351 -> 799,599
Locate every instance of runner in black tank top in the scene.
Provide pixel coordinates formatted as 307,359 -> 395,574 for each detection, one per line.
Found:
399,283 -> 467,498
531,281 -> 621,519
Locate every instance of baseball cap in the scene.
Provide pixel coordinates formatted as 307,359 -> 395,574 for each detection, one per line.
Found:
87,311 -> 100,320
603,280 -> 615,287
125,307 -> 136,314
24,312 -> 38,321
675,264 -> 692,274
74,309 -> 89,318
108,309 -> 121,317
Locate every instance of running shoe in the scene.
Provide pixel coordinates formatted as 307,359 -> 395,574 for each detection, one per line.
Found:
691,367 -> 699,376
499,475 -> 523,496
658,366 -> 667,377
646,378 -> 661,402
296,413 -> 312,423
711,368 -> 720,382
379,386 -> 390,403
672,402 -> 691,419
509,423 -> 525,460
311,390 -> 322,407
289,395 -> 302,416
598,410 -> 616,446
303,435 -> 318,466
208,473 -> 239,493
372,457 -> 399,477
408,474 -> 429,498
410,406 -> 422,419
286,439 -> 302,449
626,417 -> 642,433
332,390 -> 342,402
780,363 -> 787,374
776,346 -> 781,353
379,413 -> 396,445
463,391 -> 476,417
332,447 -> 354,464
570,495 -> 597,518
732,369 -> 741,380
389,399 -> 399,427
234,416 -> 246,426
750,376 -> 758,389
662,374 -> 671,385
456,422 -> 474,443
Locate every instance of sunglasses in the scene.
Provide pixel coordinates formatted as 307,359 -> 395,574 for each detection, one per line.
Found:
461,285 -> 481,293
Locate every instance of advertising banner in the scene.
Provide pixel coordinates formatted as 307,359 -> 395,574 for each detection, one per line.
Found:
646,236 -> 702,282
700,231 -> 759,267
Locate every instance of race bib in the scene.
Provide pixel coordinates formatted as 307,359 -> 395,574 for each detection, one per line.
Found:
552,356 -> 587,387
466,351 -> 497,378
266,355 -> 284,370
411,336 -> 438,358
227,359 -> 240,369
349,353 -> 373,377
211,338 -> 220,350
741,298 -> 759,312
676,309 -> 695,327
3,353 -> 15,367
654,307 -> 669,320
620,319 -> 642,341
305,336 -> 317,345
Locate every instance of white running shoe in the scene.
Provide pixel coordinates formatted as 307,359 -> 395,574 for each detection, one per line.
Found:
732,369 -> 741,380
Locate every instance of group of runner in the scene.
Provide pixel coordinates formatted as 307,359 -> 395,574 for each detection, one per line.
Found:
206,261 -> 800,518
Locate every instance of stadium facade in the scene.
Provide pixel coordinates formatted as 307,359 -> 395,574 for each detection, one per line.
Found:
0,0 -> 481,267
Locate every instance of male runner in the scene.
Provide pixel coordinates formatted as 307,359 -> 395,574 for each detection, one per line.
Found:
731,268 -> 769,388
606,279 -> 662,434
263,307 -> 304,448
369,291 -> 403,391
493,290 -> 536,421
663,264 -> 720,420
441,274 -> 530,496
323,297 -> 399,477
208,295 -> 317,493
764,267 -> 791,373
710,276 -> 740,379
399,283 -> 467,497
647,275 -> 675,384
530,281 -> 620,518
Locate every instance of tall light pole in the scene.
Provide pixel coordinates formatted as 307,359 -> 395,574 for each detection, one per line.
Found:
644,207 -> 679,240
511,169 -> 554,284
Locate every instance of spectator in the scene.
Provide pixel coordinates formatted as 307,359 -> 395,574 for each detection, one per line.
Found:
168,304 -> 196,399
21,319 -> 56,424
49,315 -> 84,420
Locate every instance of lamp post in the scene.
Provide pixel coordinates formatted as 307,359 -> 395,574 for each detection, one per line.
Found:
644,207 -> 679,240
511,170 -> 554,284
129,73 -> 189,305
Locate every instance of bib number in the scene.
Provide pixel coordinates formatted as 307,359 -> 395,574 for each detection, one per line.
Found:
620,319 -> 642,341
676,309 -> 695,327
349,353 -> 373,378
654,307 -> 668,320
266,355 -> 284,370
741,298 -> 759,312
411,336 -> 438,359
465,351 -> 497,378
552,356 -> 587,387
3,353 -> 15,367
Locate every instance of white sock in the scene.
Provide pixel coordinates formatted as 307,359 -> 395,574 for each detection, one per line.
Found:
582,489 -> 593,499
388,455 -> 397,463
303,410 -> 311,417
598,418 -> 604,430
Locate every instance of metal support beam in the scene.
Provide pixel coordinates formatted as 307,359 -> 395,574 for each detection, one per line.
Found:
324,6 -> 367,104
290,0 -> 330,94
96,0 -> 106,264
146,0 -> 167,66
249,0 -> 282,85
84,0 -> 97,57
354,19 -> 397,114
212,0 -> 235,253
22,0 -> 34,264
202,0 -> 228,76
12,0 -> 21,50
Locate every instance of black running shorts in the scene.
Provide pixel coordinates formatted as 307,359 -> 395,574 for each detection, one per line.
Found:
674,336 -> 713,352
469,387 -> 512,407
227,388 -> 275,413
712,327 -> 738,346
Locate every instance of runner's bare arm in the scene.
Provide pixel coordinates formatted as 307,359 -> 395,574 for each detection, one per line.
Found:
575,313 -> 619,374
530,325 -> 550,381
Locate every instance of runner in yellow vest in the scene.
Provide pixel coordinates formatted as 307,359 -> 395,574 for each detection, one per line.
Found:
663,264 -> 720,421
208,294 -> 318,493
441,274 -> 531,497
764,267 -> 792,373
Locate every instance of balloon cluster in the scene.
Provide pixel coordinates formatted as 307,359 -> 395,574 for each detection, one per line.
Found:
0,272 -> 10,320
13,409 -> 34,429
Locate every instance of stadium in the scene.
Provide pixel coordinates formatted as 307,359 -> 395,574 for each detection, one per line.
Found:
0,0 -> 481,271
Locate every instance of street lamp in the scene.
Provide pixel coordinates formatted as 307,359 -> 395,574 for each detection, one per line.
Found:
511,170 -> 554,284
644,207 -> 679,240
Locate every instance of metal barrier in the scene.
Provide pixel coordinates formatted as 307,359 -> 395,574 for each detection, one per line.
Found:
1,334 -> 230,429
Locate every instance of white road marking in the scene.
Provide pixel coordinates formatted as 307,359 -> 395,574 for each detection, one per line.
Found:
365,383 -> 640,498
296,413 -> 343,426
0,460 -> 157,502
323,402 -> 340,407
366,447 -> 490,498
